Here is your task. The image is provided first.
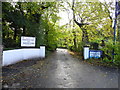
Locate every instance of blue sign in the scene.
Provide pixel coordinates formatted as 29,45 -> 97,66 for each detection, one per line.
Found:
89,50 -> 102,59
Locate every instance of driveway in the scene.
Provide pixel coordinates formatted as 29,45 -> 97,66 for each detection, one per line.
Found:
2,48 -> 119,88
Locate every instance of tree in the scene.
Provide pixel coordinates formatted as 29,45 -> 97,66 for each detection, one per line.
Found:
57,0 -> 114,52
2,2 -> 61,50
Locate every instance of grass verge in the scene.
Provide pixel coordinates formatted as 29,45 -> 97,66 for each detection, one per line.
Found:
68,50 -> 118,69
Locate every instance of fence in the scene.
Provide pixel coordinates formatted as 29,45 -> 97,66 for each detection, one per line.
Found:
2,46 -> 45,66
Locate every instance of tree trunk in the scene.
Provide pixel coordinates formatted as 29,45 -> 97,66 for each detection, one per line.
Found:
72,0 -> 89,44
45,31 -> 48,43
82,28 -> 89,43
23,26 -> 26,36
18,3 -> 26,36
14,28 -> 17,40
73,31 -> 77,49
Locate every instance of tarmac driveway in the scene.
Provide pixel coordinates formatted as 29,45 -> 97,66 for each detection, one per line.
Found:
2,48 -> 119,88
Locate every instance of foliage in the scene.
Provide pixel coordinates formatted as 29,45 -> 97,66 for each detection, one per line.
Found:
2,2 -> 60,51
58,1 -> 114,53
58,1 -> 119,67
97,40 -> 120,67
113,42 -> 120,67
2,1 -> 119,67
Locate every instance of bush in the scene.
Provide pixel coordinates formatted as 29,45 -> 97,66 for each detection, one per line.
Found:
114,42 -> 120,67
3,38 -> 18,48
100,40 -> 120,67
46,44 -> 57,51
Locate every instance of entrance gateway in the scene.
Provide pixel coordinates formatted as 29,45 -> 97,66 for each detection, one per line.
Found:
84,46 -> 102,59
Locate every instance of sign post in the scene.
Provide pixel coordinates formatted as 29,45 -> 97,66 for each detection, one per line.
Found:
40,46 -> 45,58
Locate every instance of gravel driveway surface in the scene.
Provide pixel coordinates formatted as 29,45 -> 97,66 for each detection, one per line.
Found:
2,48 -> 119,88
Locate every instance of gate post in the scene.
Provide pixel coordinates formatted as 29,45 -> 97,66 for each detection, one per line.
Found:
84,46 -> 89,60
40,46 -> 45,58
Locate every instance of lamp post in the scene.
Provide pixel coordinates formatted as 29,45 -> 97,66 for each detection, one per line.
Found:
112,0 -> 120,61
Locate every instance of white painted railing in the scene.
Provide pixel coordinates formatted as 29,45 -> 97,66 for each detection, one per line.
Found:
2,46 -> 45,66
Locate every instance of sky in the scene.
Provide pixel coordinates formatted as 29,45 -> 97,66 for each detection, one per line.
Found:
58,10 -> 72,26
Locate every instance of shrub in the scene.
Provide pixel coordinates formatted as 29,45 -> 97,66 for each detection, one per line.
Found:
100,40 -> 120,67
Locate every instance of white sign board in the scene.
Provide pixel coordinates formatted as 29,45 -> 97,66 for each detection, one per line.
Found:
21,36 -> 36,47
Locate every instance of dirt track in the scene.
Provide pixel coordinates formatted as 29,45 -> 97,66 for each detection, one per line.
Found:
2,48 -> 118,88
